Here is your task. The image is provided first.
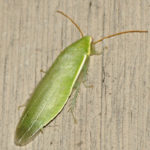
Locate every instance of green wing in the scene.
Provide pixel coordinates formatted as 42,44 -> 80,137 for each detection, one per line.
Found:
15,36 -> 92,145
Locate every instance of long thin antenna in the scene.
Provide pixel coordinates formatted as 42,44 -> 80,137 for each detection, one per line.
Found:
93,30 -> 148,45
56,10 -> 84,37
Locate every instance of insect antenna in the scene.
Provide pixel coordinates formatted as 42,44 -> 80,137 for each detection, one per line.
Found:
93,30 -> 148,45
56,10 -> 84,37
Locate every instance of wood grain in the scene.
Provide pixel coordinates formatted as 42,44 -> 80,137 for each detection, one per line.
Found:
0,0 -> 149,150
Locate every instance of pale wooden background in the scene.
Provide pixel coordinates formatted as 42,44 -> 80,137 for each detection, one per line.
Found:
0,0 -> 150,150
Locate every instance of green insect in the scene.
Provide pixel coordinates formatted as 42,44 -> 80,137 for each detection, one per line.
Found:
15,10 -> 147,146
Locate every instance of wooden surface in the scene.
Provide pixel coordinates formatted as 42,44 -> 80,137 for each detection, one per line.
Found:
0,0 -> 149,150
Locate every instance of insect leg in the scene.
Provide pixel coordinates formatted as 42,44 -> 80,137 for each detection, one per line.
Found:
82,58 -> 93,88
18,104 -> 26,110
91,46 -> 108,56
68,58 -> 91,123
40,69 -> 47,73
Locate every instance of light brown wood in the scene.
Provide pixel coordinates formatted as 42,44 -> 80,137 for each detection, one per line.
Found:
0,0 -> 149,150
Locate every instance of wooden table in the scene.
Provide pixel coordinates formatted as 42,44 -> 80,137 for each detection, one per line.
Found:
0,0 -> 149,150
